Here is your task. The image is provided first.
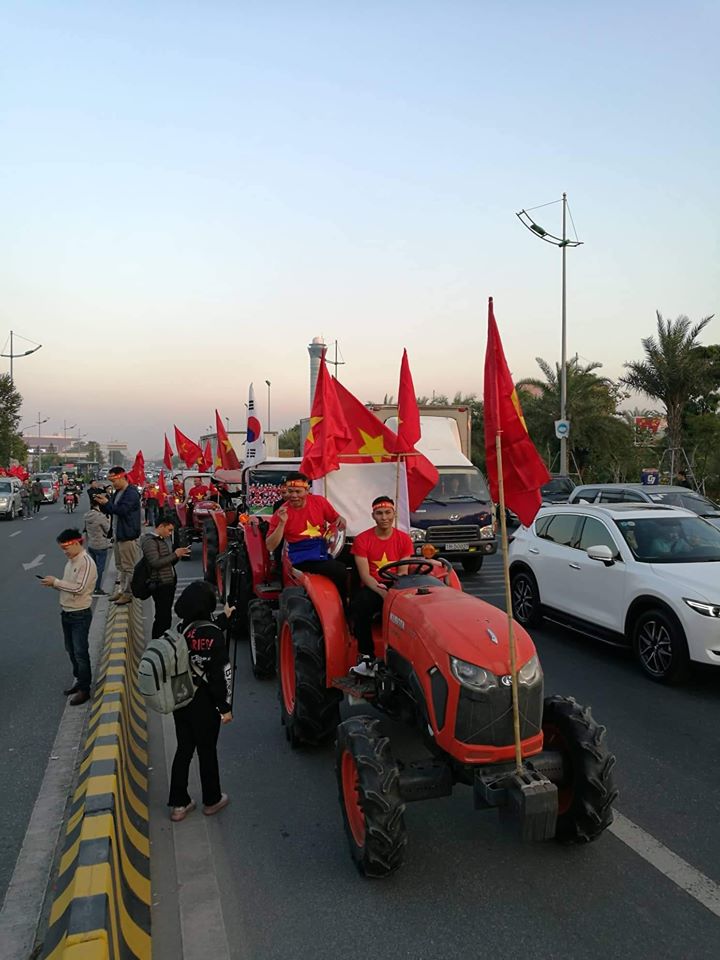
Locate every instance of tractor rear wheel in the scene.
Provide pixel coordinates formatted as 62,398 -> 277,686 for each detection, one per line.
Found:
278,587 -> 341,747
336,716 -> 407,878
203,519 -> 218,585
248,599 -> 276,679
542,695 -> 617,844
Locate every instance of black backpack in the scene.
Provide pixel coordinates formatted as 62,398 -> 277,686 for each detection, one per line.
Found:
131,555 -> 154,600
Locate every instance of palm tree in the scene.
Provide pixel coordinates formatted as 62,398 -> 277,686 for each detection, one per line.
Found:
620,312 -> 714,455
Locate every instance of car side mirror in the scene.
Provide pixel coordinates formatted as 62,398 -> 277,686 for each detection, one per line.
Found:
587,544 -> 615,566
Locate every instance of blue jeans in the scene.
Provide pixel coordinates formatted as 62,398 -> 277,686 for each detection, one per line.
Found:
88,547 -> 109,590
61,608 -> 93,692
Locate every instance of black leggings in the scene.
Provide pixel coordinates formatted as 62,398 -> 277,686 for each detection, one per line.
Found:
151,582 -> 176,639
294,559 -> 348,602
168,687 -> 222,808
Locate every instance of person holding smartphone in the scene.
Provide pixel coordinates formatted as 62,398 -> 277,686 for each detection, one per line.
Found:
39,528 -> 97,705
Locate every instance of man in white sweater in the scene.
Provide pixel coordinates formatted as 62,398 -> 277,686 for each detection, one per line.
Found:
40,528 -> 97,706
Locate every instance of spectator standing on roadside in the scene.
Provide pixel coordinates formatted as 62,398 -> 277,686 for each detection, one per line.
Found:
96,466 -> 141,605
40,528 -> 97,706
84,494 -> 112,595
141,515 -> 191,638
30,479 -> 43,515
168,581 -> 233,823
143,481 -> 160,527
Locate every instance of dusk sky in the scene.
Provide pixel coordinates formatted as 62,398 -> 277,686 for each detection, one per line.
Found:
2,2 -> 719,456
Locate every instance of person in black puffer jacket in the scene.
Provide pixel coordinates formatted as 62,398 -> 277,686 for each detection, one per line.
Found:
168,581 -> 234,823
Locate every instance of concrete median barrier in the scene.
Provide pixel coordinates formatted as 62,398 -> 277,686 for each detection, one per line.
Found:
43,600 -> 151,960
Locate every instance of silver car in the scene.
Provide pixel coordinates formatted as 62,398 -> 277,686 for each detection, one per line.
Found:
0,477 -> 23,519
568,483 -> 720,530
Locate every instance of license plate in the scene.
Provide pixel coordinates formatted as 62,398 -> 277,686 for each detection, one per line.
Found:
444,542 -> 467,551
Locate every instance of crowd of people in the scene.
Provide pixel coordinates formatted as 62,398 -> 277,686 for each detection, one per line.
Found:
38,462 -> 423,824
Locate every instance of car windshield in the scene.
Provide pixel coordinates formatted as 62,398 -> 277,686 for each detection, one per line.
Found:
425,469 -> 489,503
541,477 -> 574,496
646,490 -> 720,517
615,516 -> 720,563
0,481 -> 12,493
40,480 -> 52,488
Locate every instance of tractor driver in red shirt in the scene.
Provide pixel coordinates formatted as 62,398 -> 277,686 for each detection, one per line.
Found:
350,496 -> 414,675
185,476 -> 210,525
266,472 -> 347,599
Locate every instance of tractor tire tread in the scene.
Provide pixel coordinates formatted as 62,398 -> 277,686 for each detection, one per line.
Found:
248,600 -> 276,679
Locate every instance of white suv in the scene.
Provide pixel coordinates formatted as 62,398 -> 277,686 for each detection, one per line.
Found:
0,477 -> 22,519
509,503 -> 720,683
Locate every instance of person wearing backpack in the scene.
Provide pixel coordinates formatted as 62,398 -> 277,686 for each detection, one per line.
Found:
141,515 -> 190,638
168,581 -> 234,823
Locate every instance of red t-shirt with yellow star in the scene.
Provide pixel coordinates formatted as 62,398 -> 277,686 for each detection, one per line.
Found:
351,527 -> 414,583
267,494 -> 339,563
188,484 -> 210,503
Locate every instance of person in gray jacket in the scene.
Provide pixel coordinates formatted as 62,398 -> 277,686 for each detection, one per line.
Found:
84,495 -> 112,595
142,515 -> 191,638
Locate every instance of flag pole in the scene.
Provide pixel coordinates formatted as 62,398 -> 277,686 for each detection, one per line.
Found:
495,430 -> 523,775
394,455 -> 402,527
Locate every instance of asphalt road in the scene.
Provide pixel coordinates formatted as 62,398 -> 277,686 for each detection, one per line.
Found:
0,499 -> 101,903
173,551 -> 720,959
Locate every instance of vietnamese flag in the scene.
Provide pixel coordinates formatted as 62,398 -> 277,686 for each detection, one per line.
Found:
215,409 -> 241,469
126,450 -> 146,486
174,426 -> 203,469
200,440 -> 213,473
300,356 -> 352,479
394,348 -> 421,453
483,298 -> 550,526
163,434 -> 174,471
333,379 -> 438,511
158,470 -> 169,507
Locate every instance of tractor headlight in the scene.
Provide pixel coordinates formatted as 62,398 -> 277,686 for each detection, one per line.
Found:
479,524 -> 494,539
684,598 -> 720,618
450,656 -> 498,693
517,654 -> 543,686
410,527 -> 426,542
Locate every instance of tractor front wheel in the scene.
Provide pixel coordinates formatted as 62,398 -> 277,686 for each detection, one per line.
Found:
542,695 -> 617,844
248,599 -> 276,679
336,716 -> 407,878
278,588 -> 341,747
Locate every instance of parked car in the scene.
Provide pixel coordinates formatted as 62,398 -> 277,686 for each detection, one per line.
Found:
0,477 -> 23,519
541,475 -> 575,503
38,479 -> 58,503
568,483 -> 720,529
509,502 -> 720,683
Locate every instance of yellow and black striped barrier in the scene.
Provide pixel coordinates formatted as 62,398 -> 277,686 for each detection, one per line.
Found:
43,600 -> 151,960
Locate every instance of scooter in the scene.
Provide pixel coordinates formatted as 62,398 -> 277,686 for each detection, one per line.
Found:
64,490 -> 78,513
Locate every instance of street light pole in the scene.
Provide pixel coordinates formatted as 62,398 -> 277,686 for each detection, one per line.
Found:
1,330 -> 43,385
265,380 -> 271,431
516,194 -> 582,477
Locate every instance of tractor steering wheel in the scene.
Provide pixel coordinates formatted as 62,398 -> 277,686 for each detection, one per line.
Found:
378,557 -> 436,583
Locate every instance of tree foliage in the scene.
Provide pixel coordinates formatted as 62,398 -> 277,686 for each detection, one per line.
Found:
0,373 -> 25,467
620,311 -> 714,453
279,422 -> 301,455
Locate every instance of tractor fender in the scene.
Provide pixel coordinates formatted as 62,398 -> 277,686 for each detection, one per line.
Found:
295,570 -> 353,683
212,510 -> 228,558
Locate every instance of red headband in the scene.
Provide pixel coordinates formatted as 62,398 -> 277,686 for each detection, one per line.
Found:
60,538 -> 83,546
373,500 -> 395,510
286,480 -> 309,489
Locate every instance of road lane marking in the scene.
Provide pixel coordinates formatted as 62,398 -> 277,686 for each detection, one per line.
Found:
22,554 -> 46,571
610,811 -> 720,919
10,530 -> 21,537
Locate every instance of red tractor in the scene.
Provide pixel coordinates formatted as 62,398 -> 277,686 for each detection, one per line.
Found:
275,557 -> 617,878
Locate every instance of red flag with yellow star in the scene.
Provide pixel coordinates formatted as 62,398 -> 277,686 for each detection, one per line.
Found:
200,440 -> 213,473
157,470 -> 168,507
394,348 -> 421,453
163,434 -> 174,471
174,426 -> 204,469
215,409 -> 241,469
300,356 -> 352,479
333,379 -> 438,510
483,298 -> 550,526
126,450 -> 145,486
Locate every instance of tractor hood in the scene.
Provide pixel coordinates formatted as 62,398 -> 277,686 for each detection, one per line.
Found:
387,586 -> 536,677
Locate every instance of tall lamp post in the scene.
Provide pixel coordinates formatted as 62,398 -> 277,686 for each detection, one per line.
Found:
516,193 -> 582,476
265,380 -> 271,431
1,331 -> 43,385
21,414 -> 50,471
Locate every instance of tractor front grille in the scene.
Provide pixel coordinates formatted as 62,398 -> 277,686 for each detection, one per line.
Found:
426,525 -> 480,543
454,678 -> 543,746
